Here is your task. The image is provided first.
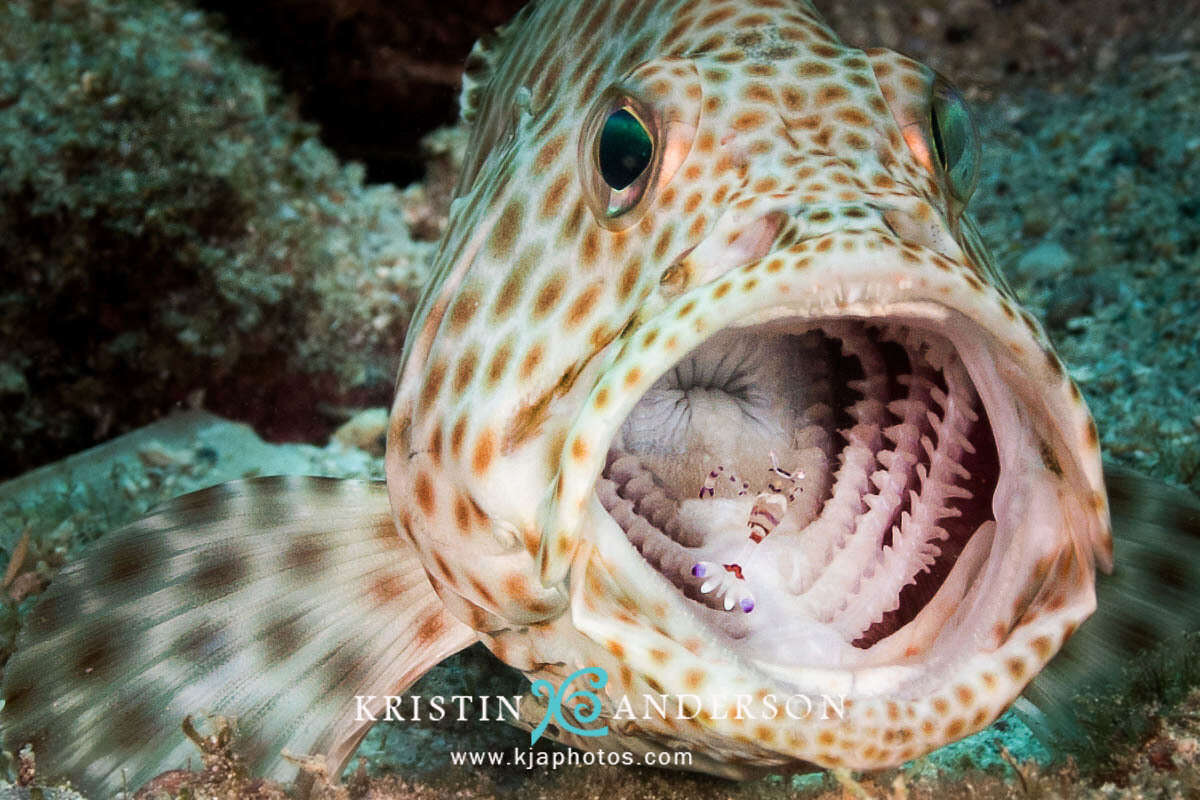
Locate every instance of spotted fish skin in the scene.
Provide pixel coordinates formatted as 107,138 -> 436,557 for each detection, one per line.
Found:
387,0 -> 1114,774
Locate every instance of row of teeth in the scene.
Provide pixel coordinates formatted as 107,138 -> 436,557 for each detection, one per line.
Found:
599,322 -> 983,647
800,325 -> 981,640
596,461 -> 752,636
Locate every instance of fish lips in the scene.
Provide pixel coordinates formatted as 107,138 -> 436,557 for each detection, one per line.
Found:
540,231 -> 1110,769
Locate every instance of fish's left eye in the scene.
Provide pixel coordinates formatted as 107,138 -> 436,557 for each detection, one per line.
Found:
928,78 -> 979,205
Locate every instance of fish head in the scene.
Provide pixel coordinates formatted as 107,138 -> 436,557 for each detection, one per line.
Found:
386,0 -> 1112,772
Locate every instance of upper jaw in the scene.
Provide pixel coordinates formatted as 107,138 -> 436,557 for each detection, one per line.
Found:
549,227 -> 1106,563
539,231 -> 1107,759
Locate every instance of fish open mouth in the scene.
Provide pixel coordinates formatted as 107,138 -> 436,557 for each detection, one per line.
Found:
593,311 -> 1041,681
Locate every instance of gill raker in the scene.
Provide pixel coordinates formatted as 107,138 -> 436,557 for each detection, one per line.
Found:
5,0 -> 1200,795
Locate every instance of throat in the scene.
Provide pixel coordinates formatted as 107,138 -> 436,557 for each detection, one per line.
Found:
614,329 -> 837,502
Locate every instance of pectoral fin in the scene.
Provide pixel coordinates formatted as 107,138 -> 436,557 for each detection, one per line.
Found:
1020,464 -> 1200,745
1,476 -> 477,796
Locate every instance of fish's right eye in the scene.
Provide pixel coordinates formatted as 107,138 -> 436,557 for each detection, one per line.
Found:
579,67 -> 700,232
597,107 -> 653,193
584,94 -> 660,222
928,78 -> 979,207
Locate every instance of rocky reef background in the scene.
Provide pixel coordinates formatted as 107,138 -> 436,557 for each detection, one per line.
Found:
1,0 -> 1199,797
0,0 -> 449,480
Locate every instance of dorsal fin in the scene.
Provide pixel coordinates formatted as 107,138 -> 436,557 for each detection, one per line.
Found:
459,19 -> 520,125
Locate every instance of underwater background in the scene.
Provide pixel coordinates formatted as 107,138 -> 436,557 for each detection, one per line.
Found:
1,0 -> 1198,796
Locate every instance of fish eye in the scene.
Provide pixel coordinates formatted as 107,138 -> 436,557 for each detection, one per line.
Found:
598,108 -> 653,192
928,78 -> 980,205
582,93 -> 661,224
580,73 -> 699,231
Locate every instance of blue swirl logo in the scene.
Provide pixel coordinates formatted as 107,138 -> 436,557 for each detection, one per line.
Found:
529,666 -> 610,744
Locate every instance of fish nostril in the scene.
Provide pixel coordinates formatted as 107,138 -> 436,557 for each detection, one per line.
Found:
726,209 -> 789,264
660,245 -> 698,296
663,209 -> 799,295
880,204 -> 961,259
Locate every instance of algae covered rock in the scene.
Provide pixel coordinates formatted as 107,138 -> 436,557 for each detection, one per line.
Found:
0,0 -> 433,479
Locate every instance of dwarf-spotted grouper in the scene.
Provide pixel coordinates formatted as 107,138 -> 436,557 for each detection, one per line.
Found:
4,0 -> 1200,794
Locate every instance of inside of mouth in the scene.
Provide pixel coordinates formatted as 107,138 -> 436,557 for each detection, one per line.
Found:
598,318 -> 1001,671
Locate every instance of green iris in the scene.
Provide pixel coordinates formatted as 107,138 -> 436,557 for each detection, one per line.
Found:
929,83 -> 979,203
597,108 -> 653,191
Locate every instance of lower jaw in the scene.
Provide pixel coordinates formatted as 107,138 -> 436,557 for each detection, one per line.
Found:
594,314 -> 1034,680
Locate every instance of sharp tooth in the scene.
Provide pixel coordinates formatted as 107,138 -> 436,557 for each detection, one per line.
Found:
879,448 -> 918,470
844,379 -> 883,398
953,431 -> 977,454
884,422 -> 920,448
920,434 -> 936,460
897,373 -> 936,393
869,470 -> 894,492
849,398 -> 888,424
887,398 -> 926,419
946,460 -> 973,481
943,484 -> 975,501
